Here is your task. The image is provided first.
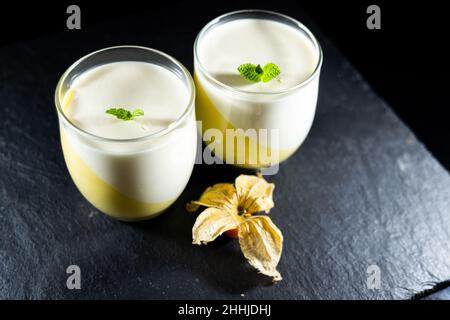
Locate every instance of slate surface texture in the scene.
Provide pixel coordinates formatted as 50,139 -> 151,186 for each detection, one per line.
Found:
0,8 -> 449,299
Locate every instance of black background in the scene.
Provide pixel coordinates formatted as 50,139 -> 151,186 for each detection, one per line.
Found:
1,0 -> 450,300
1,0 -> 449,170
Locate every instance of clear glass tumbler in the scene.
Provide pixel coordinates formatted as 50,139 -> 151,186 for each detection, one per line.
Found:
55,46 -> 196,221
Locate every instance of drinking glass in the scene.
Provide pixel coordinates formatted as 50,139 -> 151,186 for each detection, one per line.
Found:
194,10 -> 322,169
55,46 -> 196,221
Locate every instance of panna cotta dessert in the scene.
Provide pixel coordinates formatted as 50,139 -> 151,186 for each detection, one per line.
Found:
194,10 -> 322,168
55,46 -> 196,221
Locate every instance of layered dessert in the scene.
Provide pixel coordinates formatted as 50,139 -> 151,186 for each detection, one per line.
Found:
194,11 -> 322,168
56,48 -> 196,220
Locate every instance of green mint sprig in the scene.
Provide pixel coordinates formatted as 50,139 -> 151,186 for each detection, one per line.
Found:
237,62 -> 281,83
105,108 -> 144,121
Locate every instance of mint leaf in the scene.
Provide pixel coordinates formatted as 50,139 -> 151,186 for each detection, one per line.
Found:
262,63 -> 281,83
238,62 -> 281,83
237,63 -> 263,82
106,108 -> 144,121
131,109 -> 144,118
255,64 -> 264,75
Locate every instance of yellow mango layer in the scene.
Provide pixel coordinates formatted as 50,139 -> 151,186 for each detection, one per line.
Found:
60,129 -> 174,221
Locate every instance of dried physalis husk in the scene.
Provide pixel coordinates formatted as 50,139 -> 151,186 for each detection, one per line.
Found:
238,216 -> 283,281
235,174 -> 275,214
187,174 -> 283,282
187,183 -> 238,213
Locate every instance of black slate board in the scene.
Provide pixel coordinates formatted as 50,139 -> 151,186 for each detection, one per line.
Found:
1,9 -> 450,299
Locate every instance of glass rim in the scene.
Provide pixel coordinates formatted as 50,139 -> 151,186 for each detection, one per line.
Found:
54,45 -> 196,143
193,9 -> 323,96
